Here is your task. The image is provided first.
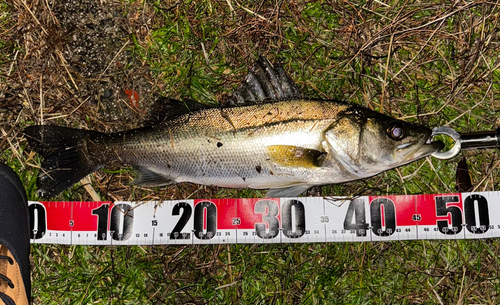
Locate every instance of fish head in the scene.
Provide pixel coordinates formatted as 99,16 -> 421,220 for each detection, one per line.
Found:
323,107 -> 444,177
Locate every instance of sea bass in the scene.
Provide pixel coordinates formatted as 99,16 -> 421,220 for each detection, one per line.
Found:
24,57 -> 443,198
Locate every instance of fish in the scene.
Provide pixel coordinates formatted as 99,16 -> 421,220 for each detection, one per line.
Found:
24,56 -> 444,198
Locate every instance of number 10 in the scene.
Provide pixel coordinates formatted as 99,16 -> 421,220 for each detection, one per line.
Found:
92,203 -> 134,241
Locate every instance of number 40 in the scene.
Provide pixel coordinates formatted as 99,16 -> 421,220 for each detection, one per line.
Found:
343,198 -> 396,237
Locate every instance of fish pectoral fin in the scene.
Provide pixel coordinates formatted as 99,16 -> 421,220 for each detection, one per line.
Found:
267,145 -> 326,168
265,185 -> 312,198
132,167 -> 175,187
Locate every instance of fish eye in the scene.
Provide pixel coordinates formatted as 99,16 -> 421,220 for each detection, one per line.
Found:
387,123 -> 405,140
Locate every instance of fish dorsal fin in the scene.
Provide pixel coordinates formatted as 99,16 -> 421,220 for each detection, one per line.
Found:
224,56 -> 302,106
145,97 -> 215,125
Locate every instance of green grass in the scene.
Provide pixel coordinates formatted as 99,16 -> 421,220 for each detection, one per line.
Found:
3,0 -> 500,304
31,241 -> 500,304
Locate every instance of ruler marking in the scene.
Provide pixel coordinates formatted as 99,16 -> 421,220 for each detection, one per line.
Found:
27,191 -> 500,245
235,199 -> 238,244
322,197 -> 326,243
415,196 -> 418,240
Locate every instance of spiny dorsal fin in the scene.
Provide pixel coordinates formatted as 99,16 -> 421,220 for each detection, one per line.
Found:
224,56 -> 302,106
147,56 -> 303,124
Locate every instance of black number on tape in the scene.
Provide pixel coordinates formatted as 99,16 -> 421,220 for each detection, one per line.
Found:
282,200 -> 306,238
92,204 -> 134,241
435,196 -> 462,235
110,203 -> 134,241
92,204 -> 110,240
170,202 -> 192,239
370,198 -> 396,237
343,198 -> 369,237
29,203 -> 46,239
194,201 -> 217,239
255,200 -> 280,239
412,214 -> 422,221
464,194 -> 489,233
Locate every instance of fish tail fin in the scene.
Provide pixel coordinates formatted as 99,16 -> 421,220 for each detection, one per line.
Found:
24,126 -> 109,198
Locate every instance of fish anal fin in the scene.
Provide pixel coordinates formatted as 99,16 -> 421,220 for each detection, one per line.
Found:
267,145 -> 326,168
266,185 -> 311,198
132,167 -> 175,187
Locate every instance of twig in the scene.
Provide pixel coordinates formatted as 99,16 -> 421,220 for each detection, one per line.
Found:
380,33 -> 394,113
234,0 -> 268,21
373,0 -> 391,7
1,128 -> 23,168
402,161 -> 428,180
349,2 -> 481,66
44,97 -> 90,121
0,111 -> 23,154
22,86 -> 35,119
80,176 -> 101,201
7,49 -> 19,76
39,75 -> 44,125
225,0 -> 235,12
473,159 -> 500,192
98,40 -> 130,80
201,42 -> 210,66
215,281 -> 237,290
56,50 -> 78,90
392,18 -> 445,79
20,0 -> 48,35
44,0 -> 58,25
426,158 -> 449,192
444,83 -> 492,126
427,278 -> 445,305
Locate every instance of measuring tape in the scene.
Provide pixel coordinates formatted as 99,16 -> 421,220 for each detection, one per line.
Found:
28,191 -> 499,245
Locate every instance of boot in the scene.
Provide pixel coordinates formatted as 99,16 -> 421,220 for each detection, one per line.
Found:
0,164 -> 30,305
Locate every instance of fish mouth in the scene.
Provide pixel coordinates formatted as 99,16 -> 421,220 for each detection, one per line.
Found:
382,138 -> 443,174
396,131 -> 445,162
411,137 -> 445,160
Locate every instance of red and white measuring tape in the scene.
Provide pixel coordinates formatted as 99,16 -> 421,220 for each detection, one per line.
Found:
28,192 -> 499,245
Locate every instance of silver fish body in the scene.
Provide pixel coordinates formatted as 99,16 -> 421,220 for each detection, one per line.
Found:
25,99 -> 442,198
24,57 -> 443,198
110,99 -> 346,189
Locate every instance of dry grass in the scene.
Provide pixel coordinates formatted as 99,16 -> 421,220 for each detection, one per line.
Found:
2,0 -> 500,303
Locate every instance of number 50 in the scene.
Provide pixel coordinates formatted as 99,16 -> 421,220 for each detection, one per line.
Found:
435,195 -> 489,235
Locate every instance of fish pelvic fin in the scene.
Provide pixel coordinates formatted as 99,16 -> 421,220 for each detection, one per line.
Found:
223,56 -> 303,106
24,126 -> 109,198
